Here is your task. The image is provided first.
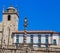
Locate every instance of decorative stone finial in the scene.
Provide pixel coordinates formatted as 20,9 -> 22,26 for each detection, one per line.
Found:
10,4 -> 13,7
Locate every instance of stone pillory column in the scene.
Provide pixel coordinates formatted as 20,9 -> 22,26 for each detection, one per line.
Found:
23,17 -> 28,46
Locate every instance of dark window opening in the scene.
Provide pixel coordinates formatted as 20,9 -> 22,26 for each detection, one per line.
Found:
31,39 -> 33,43
38,35 -> 41,47
45,35 -> 48,48
53,39 -> 56,45
31,35 -> 33,43
8,15 -> 11,21
38,35 -> 41,43
16,35 -> 19,43
31,35 -> 33,38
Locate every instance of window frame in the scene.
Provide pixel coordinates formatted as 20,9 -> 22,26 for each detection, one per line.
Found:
38,35 -> 41,43
45,35 -> 49,47
53,39 -> 57,45
16,35 -> 19,43
30,35 -> 33,43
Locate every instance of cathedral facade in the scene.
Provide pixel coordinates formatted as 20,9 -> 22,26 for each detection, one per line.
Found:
0,5 -> 60,53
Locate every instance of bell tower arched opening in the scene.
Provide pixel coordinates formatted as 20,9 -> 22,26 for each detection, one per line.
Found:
8,15 -> 11,21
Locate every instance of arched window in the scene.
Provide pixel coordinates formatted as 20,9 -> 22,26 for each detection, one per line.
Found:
8,15 -> 11,21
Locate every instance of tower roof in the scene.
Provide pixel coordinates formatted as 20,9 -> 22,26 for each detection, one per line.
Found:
3,5 -> 18,16
7,5 -> 16,10
3,5 -> 17,13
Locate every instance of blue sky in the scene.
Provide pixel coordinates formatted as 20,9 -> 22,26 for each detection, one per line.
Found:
0,0 -> 60,32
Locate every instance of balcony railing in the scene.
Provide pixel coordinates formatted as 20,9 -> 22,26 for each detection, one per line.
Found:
13,43 -> 55,48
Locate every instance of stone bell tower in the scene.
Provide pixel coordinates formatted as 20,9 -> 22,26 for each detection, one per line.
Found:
2,5 -> 19,45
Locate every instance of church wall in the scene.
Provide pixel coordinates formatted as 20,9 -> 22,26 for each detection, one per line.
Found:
0,23 -> 2,31
0,33 -> 2,45
2,15 -> 8,22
